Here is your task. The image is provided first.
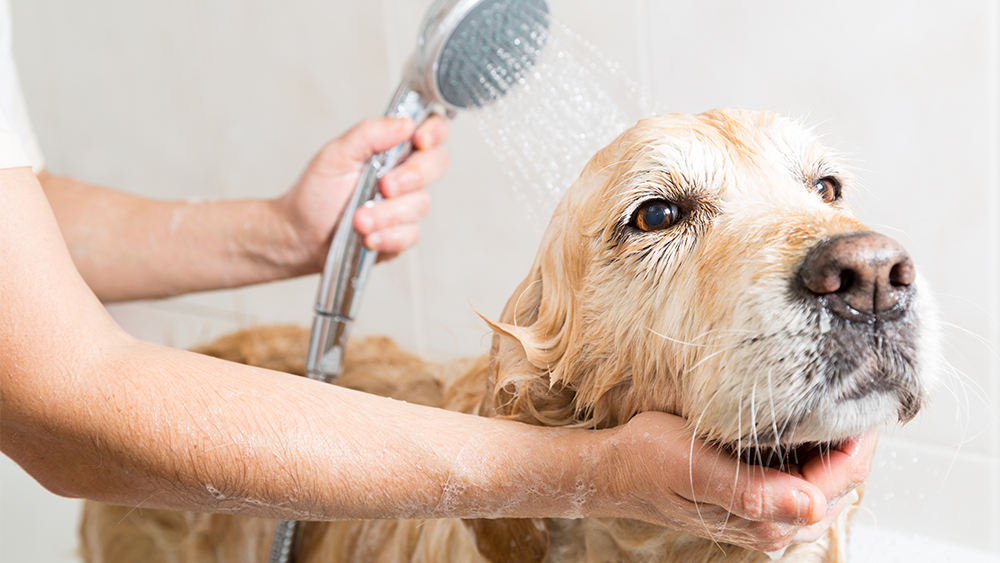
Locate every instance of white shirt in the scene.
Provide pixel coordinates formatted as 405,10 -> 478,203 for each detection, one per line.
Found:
0,0 -> 44,172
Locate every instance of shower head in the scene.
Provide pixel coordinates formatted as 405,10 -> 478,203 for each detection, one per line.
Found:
410,0 -> 550,110
305,0 -> 553,385
301,0 -> 555,398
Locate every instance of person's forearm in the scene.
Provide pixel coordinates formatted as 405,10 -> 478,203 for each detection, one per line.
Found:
0,162 -> 591,518
4,331 -> 603,521
39,172 -> 309,302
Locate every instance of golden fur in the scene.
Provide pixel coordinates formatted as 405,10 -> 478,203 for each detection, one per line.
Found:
81,109 -> 939,563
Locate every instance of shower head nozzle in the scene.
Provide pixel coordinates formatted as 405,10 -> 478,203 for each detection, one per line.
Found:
413,0 -> 550,110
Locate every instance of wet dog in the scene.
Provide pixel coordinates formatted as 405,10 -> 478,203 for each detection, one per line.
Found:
81,109 -> 940,562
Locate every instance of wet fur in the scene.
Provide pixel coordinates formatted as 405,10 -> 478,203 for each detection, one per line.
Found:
81,109 -> 939,563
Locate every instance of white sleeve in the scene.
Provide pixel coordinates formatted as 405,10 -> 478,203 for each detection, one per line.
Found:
0,0 -> 44,172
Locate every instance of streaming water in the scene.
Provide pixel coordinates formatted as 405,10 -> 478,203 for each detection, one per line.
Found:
466,13 -> 654,219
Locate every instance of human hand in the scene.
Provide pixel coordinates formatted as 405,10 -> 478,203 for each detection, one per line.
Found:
595,412 -> 874,553
784,431 -> 874,545
273,115 -> 449,271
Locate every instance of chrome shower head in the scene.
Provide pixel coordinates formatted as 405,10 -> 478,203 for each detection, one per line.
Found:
410,0 -> 550,110
303,0 -> 553,389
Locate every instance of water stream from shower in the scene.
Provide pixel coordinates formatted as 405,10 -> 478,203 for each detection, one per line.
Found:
467,14 -> 655,219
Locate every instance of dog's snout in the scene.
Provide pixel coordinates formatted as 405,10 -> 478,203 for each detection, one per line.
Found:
799,232 -> 914,319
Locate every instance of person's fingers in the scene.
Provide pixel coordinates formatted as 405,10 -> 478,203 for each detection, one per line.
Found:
621,412 -> 827,527
353,191 -> 431,236
317,117 -> 417,171
790,486 -> 860,544
676,439 -> 825,526
380,146 -> 450,198
413,114 -> 450,150
363,224 -> 420,257
799,430 -> 876,505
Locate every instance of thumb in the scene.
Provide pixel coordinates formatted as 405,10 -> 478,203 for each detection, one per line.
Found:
629,412 -> 828,526
321,117 -> 417,170
681,442 -> 828,526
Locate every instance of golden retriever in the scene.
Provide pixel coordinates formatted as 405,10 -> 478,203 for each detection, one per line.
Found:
80,108 -> 940,563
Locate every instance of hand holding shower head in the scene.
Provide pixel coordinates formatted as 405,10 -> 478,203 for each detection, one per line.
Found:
305,0 -> 550,385
273,2 -> 550,562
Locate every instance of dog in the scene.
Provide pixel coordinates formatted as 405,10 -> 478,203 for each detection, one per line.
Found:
80,108 -> 940,562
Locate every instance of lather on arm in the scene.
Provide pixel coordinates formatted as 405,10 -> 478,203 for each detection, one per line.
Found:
38,116 -> 448,302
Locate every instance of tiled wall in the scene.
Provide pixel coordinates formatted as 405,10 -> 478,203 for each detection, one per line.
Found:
2,1 -> 997,561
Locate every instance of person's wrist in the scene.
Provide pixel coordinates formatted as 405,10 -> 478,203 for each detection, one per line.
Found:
257,196 -> 327,277
571,425 -> 627,520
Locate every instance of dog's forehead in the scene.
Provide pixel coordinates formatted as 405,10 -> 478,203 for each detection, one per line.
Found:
647,110 -> 827,188
587,109 -> 834,201
558,108 -> 848,242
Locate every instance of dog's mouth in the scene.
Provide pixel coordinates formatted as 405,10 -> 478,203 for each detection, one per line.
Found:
728,440 -> 849,475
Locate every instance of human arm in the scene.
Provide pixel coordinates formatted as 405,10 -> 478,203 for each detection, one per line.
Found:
38,116 -> 448,302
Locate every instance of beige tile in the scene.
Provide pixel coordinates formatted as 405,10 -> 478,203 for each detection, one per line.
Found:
549,0 -> 643,82
849,523 -> 1000,562
860,436 -> 1000,553
106,300 -> 245,350
0,457 -> 82,563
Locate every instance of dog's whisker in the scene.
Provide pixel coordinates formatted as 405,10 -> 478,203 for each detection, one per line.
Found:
682,344 -> 742,376
116,492 -> 161,525
644,326 -> 717,348
939,320 -> 1000,360
765,369 -> 785,470
928,361 -> 992,475
689,389 -> 729,546
721,390 -> 746,543
929,360 -> 993,484
749,374 -> 763,468
688,327 -> 758,342
512,278 -> 543,329
679,328 -> 815,378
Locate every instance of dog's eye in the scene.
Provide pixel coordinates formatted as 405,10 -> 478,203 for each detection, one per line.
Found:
813,177 -> 842,203
631,200 -> 680,232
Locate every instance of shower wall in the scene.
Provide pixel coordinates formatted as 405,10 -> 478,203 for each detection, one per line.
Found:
2,1 -> 997,561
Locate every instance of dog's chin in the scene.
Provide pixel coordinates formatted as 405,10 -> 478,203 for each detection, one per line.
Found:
725,389 -> 910,473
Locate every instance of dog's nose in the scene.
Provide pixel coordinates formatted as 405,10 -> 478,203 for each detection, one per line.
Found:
799,232 -> 914,319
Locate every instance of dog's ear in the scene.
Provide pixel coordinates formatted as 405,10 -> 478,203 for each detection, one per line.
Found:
476,182 -> 603,427
476,195 -> 580,423
478,137 -> 647,428
463,518 -> 549,563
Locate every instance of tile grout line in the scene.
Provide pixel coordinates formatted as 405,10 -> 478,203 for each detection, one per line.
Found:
987,0 -> 1000,553
633,0 -> 653,110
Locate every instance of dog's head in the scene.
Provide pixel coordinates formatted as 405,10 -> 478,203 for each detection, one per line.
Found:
482,108 -> 940,461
